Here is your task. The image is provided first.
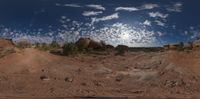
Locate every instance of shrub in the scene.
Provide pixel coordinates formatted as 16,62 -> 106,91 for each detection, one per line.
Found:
115,45 -> 129,56
16,40 -> 31,49
63,43 -> 79,56
177,42 -> 184,51
38,43 -> 51,51
35,42 -> 40,48
50,41 -> 60,49
116,48 -> 126,56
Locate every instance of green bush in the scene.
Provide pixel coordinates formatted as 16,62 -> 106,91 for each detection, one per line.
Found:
115,45 -> 128,56
116,48 -> 126,56
63,43 -> 79,56
50,41 -> 60,49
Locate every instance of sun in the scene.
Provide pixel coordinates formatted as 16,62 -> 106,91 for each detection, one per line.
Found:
120,32 -> 130,40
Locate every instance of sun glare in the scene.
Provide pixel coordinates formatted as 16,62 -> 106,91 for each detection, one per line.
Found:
120,32 -> 130,40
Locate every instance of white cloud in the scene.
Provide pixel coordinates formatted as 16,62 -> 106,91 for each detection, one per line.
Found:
155,20 -> 165,26
86,4 -> 105,10
167,2 -> 183,12
143,20 -> 151,26
115,3 -> 158,12
61,16 -> 66,19
82,11 -> 103,16
91,13 -> 119,23
149,12 -> 169,19
188,27 -> 200,39
141,3 -> 158,10
55,3 -> 61,6
115,7 -> 139,12
184,31 -> 188,35
64,4 -> 82,8
172,25 -> 176,29
89,23 -> 158,47
157,32 -> 164,37
190,26 -> 194,30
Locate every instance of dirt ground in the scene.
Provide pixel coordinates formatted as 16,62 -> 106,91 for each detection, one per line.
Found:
0,47 -> 200,99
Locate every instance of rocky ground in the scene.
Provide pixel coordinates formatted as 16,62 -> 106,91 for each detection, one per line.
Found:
0,39 -> 200,98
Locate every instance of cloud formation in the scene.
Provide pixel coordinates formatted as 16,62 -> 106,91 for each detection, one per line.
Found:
167,2 -> 182,12
91,13 -> 119,23
115,3 -> 158,12
115,7 -> 139,12
141,3 -> 158,10
86,4 -> 105,10
143,20 -> 151,26
155,20 -> 165,26
63,4 -> 82,8
82,11 -> 103,16
87,23 -> 158,47
149,12 -> 169,19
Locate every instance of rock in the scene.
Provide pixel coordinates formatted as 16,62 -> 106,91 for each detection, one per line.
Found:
165,79 -> 185,88
76,38 -> 91,49
76,38 -> 104,50
88,39 -> 103,50
116,74 -> 124,82
93,80 -> 103,87
65,77 -> 73,82
106,44 -> 115,49
95,67 -> 112,75
125,69 -> 159,81
40,75 -> 50,81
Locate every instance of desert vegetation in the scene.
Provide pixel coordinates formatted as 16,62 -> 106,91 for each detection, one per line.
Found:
11,37 -> 200,57
15,39 -> 32,49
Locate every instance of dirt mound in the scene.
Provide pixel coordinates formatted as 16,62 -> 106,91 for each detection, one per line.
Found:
0,39 -> 14,48
0,39 -> 15,58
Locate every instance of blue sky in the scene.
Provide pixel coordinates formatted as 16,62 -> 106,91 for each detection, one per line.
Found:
0,0 -> 200,47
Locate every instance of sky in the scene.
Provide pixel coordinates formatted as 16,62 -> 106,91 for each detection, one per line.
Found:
0,0 -> 200,47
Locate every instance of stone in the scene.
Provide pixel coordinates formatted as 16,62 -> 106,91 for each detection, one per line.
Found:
65,77 -> 73,82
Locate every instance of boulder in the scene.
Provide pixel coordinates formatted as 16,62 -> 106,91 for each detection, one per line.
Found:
88,39 -> 103,50
75,38 -> 91,49
76,38 -> 105,50
106,44 -> 115,49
